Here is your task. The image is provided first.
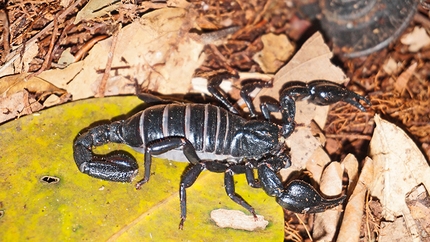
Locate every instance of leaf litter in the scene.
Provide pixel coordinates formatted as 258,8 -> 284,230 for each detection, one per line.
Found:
1,1 -> 430,241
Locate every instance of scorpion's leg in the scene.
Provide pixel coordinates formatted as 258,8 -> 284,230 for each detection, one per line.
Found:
279,81 -> 370,137
208,162 -> 260,217
207,74 -> 240,115
136,137 -> 202,189
258,159 -> 345,213
73,123 -> 139,182
244,161 -> 261,188
240,79 -> 273,118
179,161 -> 259,229
260,101 -> 281,121
179,163 -> 205,229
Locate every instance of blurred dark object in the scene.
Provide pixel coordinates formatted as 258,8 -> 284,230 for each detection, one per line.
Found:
295,0 -> 419,58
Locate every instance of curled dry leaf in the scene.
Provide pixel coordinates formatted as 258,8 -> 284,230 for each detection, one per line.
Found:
337,156 -> 372,242
312,162 -> 343,241
210,209 -> 268,231
369,114 -> 430,241
0,73 -> 66,98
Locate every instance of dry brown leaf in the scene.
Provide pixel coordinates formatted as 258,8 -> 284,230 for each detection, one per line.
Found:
379,217 -> 410,242
406,185 -> 430,239
312,162 -> 343,241
337,156 -> 372,242
0,73 -> 67,98
0,90 -> 43,123
40,8 -> 205,100
210,209 -> 268,231
400,26 -> 430,52
369,114 -> 430,241
74,0 -> 120,24
0,39 -> 39,76
304,146 -> 331,183
285,127 -> 323,170
252,33 -> 294,73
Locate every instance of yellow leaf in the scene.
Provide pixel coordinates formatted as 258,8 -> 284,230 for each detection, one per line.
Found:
0,96 -> 283,240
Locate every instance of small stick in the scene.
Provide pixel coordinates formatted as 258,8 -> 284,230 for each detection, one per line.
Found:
96,25 -> 121,97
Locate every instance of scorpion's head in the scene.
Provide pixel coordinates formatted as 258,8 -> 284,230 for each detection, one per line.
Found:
231,120 -> 280,157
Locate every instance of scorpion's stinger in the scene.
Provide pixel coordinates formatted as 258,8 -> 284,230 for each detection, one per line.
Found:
277,180 -> 346,213
73,123 -> 139,183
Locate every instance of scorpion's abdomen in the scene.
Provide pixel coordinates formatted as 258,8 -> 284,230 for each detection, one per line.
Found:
139,103 -> 245,156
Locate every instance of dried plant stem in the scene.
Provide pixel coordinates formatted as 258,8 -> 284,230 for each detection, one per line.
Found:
96,24 -> 121,97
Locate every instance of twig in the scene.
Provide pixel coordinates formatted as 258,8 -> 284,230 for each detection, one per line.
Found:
295,213 -> 313,241
33,16 -> 59,75
325,134 -> 373,140
74,35 -> 109,62
208,44 -> 236,73
96,24 -> 121,97
0,8 -> 11,63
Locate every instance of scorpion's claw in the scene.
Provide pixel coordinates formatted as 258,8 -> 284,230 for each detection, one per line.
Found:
308,81 -> 371,111
277,180 -> 345,213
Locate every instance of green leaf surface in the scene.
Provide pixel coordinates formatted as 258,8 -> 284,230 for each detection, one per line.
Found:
0,96 -> 283,241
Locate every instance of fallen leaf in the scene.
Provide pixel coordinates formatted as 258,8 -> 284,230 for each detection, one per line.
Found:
0,90 -> 44,123
252,33 -> 295,73
286,127 -> 322,170
369,114 -> 430,241
0,39 -> 39,76
210,209 -> 269,231
0,73 -> 66,98
406,185 -> 430,239
57,47 -> 75,66
337,156 -> 371,242
379,217 -> 410,242
40,8 -> 205,100
400,26 -> 430,52
312,162 -> 343,241
74,0 -> 120,24
0,96 -> 284,241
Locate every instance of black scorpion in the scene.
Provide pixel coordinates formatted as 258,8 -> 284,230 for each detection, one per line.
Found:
73,75 -> 370,229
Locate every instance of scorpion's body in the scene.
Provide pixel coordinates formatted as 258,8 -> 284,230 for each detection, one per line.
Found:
73,76 -> 370,229
133,103 -> 280,162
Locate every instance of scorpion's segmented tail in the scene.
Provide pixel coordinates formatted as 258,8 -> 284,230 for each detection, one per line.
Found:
73,123 -> 139,183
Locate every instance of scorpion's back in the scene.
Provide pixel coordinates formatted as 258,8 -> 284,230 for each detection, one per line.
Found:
136,103 -> 251,160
